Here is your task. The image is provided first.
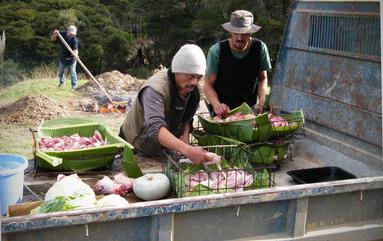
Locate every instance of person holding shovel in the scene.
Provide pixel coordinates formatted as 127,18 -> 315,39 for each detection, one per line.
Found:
119,44 -> 214,164
204,10 -> 272,118
51,25 -> 79,90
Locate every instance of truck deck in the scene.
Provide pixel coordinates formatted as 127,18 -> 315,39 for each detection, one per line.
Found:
1,0 -> 382,240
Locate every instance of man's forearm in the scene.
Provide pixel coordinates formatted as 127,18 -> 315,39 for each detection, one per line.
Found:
257,71 -> 268,112
180,122 -> 191,144
158,127 -> 189,155
203,75 -> 220,107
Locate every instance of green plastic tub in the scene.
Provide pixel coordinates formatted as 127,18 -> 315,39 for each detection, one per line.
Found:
33,118 -> 142,177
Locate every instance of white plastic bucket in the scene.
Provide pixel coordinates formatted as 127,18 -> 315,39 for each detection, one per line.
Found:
0,154 -> 28,216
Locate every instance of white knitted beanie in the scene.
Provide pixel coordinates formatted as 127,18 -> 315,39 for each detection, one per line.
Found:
171,44 -> 206,76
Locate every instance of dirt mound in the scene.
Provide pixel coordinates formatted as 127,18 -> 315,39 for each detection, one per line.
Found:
0,94 -> 66,126
78,70 -> 145,96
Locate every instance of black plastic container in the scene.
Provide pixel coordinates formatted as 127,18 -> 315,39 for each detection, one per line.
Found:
287,166 -> 356,184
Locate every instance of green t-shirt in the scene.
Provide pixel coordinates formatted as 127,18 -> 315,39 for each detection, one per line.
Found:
206,38 -> 272,76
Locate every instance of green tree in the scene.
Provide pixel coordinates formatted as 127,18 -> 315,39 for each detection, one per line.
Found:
0,0 -> 291,78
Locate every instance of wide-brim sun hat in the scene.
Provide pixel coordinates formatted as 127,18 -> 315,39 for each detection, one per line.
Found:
171,44 -> 206,76
222,10 -> 261,34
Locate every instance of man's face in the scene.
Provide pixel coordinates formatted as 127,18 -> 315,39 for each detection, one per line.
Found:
175,73 -> 202,97
67,31 -> 76,38
230,32 -> 251,51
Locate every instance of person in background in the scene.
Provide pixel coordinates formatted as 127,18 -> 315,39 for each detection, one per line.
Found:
119,44 -> 214,164
51,25 -> 78,90
204,10 -> 272,118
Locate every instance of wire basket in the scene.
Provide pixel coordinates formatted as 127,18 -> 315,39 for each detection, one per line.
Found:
163,145 -> 276,198
191,130 -> 293,165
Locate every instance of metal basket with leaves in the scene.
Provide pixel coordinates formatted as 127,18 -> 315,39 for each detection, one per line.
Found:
197,103 -> 256,142
197,103 -> 304,143
32,118 -> 142,177
164,145 -> 276,198
192,130 -> 291,165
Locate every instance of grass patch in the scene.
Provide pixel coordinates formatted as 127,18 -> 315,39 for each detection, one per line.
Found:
0,77 -> 88,106
0,77 -> 126,160
0,128 -> 34,159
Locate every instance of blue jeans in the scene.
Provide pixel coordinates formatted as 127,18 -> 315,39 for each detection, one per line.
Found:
58,60 -> 77,87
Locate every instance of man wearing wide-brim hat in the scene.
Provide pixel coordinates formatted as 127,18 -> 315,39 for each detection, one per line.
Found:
204,10 -> 272,118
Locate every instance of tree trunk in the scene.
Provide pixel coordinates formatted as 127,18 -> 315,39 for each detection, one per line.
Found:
0,30 -> 5,65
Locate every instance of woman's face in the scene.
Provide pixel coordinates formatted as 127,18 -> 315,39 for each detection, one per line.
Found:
175,73 -> 203,97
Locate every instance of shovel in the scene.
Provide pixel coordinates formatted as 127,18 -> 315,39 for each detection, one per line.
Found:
57,32 -> 126,106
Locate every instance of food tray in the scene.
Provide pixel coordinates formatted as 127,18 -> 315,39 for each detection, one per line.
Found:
32,118 -> 142,177
287,166 -> 356,184
164,145 -> 276,197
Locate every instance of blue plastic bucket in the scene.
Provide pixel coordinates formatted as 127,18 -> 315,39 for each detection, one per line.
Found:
0,154 -> 28,216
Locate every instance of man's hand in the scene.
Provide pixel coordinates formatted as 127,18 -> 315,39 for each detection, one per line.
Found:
213,103 -> 230,119
203,74 -> 230,118
51,29 -> 59,42
183,145 -> 214,164
73,50 -> 79,60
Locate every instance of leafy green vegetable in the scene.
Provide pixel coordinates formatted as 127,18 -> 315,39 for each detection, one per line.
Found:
249,145 -> 275,164
188,184 -> 212,197
38,196 -> 77,213
251,169 -> 270,188
229,146 -> 252,169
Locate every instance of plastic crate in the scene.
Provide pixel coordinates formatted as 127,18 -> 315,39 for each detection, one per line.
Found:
32,118 -> 142,177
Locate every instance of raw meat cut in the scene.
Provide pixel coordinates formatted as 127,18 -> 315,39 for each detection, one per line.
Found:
93,173 -> 134,196
39,130 -> 105,152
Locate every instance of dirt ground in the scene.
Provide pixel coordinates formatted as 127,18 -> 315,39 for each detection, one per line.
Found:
0,70 -> 142,128
0,94 -> 67,127
0,70 -> 167,173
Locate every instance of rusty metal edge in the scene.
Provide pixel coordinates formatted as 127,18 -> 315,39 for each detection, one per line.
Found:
2,176 -> 383,233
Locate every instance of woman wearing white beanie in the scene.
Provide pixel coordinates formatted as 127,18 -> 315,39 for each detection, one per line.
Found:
120,44 -> 214,164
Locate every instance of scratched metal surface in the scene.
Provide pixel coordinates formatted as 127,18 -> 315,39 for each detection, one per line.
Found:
2,1 -> 383,240
2,177 -> 383,234
270,0 -> 382,167
306,189 -> 383,231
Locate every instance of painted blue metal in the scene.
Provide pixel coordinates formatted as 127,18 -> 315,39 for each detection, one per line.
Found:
297,1 -> 380,13
2,1 -> 383,240
271,0 -> 382,167
173,200 -> 292,240
2,176 -> 382,234
308,15 -> 380,56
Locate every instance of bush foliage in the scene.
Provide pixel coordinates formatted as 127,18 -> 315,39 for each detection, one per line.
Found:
0,59 -> 25,88
0,0 -> 292,79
